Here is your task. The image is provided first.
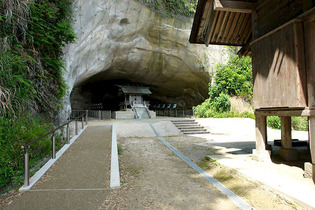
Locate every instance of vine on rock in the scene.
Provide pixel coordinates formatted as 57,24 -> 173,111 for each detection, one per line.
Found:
138,0 -> 198,18
0,0 -> 75,188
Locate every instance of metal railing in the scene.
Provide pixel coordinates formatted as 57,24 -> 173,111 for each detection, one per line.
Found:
21,113 -> 87,187
72,110 -> 111,120
154,109 -> 194,117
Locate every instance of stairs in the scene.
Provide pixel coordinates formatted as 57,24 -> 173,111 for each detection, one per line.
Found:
171,119 -> 210,134
134,107 -> 150,119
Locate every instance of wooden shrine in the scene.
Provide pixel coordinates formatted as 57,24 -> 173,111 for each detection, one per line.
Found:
189,0 -> 315,182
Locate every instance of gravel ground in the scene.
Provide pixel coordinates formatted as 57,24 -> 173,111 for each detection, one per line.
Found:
100,136 -> 238,209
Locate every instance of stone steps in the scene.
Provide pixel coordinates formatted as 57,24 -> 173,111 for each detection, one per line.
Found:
180,128 -> 207,132
183,131 -> 210,134
172,119 -> 209,135
172,121 -> 198,125
176,126 -> 202,129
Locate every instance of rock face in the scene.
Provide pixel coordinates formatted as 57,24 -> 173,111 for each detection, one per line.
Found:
62,0 -> 227,113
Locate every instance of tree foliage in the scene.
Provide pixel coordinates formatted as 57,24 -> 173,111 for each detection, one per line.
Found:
194,55 -> 253,118
214,55 -> 252,101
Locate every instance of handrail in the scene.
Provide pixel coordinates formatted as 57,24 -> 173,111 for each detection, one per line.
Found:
24,116 -> 83,148
22,111 -> 88,187
134,107 -> 139,119
145,107 -> 151,119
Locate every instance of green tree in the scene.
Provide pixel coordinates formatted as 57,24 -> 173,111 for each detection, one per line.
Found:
214,55 -> 252,101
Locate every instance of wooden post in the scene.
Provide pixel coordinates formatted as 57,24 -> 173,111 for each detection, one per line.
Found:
252,114 -> 271,162
279,117 -> 297,161
281,117 -> 292,149
255,115 -> 267,150
309,117 -> 315,183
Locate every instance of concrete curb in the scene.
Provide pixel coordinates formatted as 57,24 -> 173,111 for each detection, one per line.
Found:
110,124 -> 120,188
19,125 -> 88,191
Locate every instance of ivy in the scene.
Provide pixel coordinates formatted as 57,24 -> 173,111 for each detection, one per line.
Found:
0,0 -> 75,188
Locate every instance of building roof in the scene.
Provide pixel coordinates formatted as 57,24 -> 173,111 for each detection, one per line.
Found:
118,85 -> 152,95
189,0 -> 256,47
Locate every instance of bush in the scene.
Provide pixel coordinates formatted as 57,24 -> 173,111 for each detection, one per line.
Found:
214,55 -> 252,101
0,113 -> 52,188
267,116 -> 308,131
267,116 -> 281,130
194,55 -> 254,119
292,117 -> 308,131
212,93 -> 230,113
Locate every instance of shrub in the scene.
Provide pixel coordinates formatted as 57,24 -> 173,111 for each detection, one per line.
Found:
212,93 -> 230,113
0,113 -> 52,188
292,117 -> 308,131
267,116 -> 281,130
194,55 -> 253,119
267,116 -> 308,131
214,55 -> 252,101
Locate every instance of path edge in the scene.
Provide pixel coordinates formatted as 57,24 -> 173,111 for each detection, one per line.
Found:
19,125 -> 88,191
110,124 -> 121,189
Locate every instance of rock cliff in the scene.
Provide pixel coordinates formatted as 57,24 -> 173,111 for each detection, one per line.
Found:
62,0 -> 227,113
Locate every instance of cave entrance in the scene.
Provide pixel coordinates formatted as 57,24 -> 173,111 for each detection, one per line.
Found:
70,79 -> 153,111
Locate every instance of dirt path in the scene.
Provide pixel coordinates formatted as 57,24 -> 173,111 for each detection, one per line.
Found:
101,136 -> 238,209
5,125 -> 112,210
164,135 -> 301,210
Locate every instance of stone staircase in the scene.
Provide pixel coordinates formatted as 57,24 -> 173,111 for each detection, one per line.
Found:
134,106 -> 151,119
171,119 -> 209,134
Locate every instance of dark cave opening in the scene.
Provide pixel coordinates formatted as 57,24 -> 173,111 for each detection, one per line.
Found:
70,79 -> 155,111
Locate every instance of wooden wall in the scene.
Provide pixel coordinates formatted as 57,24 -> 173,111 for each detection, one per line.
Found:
256,0 -> 305,38
304,18 -> 315,108
251,21 -> 307,109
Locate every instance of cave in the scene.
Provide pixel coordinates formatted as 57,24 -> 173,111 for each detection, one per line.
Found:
71,79 -> 155,111
69,70 -> 196,111
64,0 -> 228,114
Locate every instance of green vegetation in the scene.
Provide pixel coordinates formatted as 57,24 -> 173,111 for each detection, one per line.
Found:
193,54 -> 308,131
117,144 -> 122,155
194,55 -> 254,119
0,0 -> 75,189
137,0 -> 197,17
267,116 -> 308,131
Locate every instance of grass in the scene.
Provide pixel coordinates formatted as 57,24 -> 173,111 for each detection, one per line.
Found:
117,144 -> 122,155
197,156 -> 218,170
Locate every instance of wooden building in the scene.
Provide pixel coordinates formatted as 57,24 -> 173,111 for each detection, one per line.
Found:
118,85 -> 152,110
189,0 -> 315,182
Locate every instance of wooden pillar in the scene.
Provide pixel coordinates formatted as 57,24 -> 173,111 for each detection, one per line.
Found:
281,117 -> 292,149
309,117 -> 315,183
279,117 -> 297,161
252,114 -> 271,162
256,115 -> 267,150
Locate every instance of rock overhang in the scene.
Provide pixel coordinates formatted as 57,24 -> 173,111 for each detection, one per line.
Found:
62,0 -> 228,112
